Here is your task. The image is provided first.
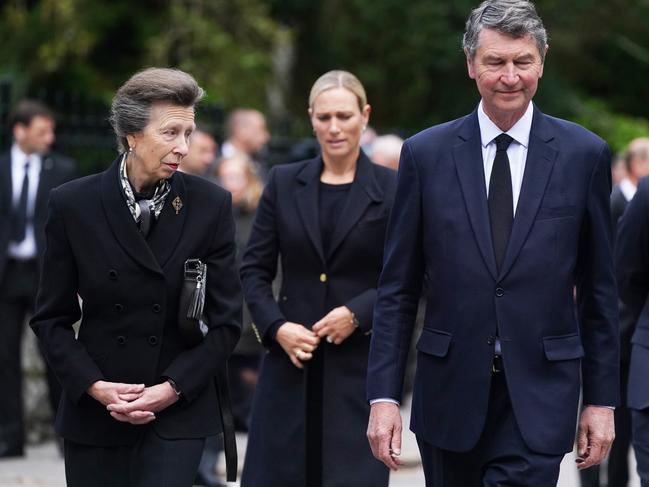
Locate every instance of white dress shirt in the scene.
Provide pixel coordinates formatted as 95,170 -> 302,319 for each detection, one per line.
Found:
8,143 -> 41,260
619,177 -> 637,202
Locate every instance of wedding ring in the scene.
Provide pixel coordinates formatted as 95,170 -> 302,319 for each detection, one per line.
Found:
296,350 -> 304,360
326,336 -> 334,344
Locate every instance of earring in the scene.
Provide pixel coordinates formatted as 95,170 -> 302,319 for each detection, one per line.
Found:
128,146 -> 133,153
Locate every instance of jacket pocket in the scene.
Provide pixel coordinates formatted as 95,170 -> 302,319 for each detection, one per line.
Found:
356,215 -> 387,228
543,333 -> 584,361
536,205 -> 575,221
416,328 -> 452,357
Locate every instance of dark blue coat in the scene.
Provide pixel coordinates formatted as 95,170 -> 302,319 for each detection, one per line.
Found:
368,106 -> 619,456
240,153 -> 395,486
617,176 -> 649,410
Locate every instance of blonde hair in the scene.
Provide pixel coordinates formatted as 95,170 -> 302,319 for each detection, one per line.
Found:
308,70 -> 367,111
216,154 -> 263,212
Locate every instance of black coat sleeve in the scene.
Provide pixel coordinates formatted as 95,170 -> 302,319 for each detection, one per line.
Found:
30,191 -> 105,404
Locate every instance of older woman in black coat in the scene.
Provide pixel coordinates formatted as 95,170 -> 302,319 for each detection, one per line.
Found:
30,68 -> 241,487
240,70 -> 396,487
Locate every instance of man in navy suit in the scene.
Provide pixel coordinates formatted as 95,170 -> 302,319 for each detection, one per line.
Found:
366,1 -> 619,485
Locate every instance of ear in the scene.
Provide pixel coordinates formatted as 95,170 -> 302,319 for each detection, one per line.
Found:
13,123 -> 26,142
362,104 -> 371,125
126,133 -> 138,151
538,44 -> 549,78
465,49 -> 477,80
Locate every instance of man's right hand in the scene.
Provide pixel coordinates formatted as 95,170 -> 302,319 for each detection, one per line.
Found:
87,381 -> 154,425
276,322 -> 320,369
367,402 -> 404,471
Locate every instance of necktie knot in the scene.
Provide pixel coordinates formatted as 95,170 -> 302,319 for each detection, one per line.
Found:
494,134 -> 513,152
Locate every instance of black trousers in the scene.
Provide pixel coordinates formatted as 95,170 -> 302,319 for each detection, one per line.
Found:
0,258 -> 61,456
417,372 -> 563,487
64,428 -> 205,487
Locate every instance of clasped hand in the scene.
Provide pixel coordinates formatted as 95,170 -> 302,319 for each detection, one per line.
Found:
276,306 -> 357,369
87,380 -> 179,425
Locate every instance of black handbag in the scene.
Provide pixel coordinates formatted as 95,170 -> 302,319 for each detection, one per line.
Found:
178,258 -> 238,482
178,259 -> 209,347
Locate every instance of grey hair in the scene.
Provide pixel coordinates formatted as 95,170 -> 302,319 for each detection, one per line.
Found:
110,67 -> 205,153
463,0 -> 547,61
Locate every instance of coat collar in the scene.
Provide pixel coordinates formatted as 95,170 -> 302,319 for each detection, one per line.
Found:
453,105 -> 558,281
101,156 -> 187,275
295,151 -> 383,263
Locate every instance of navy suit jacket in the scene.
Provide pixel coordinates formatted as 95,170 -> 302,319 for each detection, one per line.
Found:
617,176 -> 649,410
367,106 -> 619,455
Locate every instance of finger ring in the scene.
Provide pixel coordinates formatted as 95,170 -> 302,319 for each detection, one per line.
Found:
296,350 -> 304,359
326,336 -> 333,344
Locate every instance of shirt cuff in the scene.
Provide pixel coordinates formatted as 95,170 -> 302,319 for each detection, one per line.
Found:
584,404 -> 615,410
370,398 -> 400,406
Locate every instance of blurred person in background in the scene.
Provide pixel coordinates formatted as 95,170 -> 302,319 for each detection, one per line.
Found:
221,109 -> 270,178
612,154 -> 628,187
240,70 -> 396,487
195,153 -> 264,487
617,175 -> 649,487
29,68 -> 241,486
180,128 -> 218,177
0,100 -> 76,458
583,137 -> 649,487
371,134 -> 404,171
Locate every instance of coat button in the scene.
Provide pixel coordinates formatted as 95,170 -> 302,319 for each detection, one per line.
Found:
114,303 -> 124,312
108,269 -> 118,280
320,273 -> 327,283
148,336 -> 158,346
117,335 -> 126,345
152,304 -> 161,313
495,287 -> 504,297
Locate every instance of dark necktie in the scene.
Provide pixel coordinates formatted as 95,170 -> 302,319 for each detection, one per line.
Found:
11,159 -> 31,243
488,134 -> 514,271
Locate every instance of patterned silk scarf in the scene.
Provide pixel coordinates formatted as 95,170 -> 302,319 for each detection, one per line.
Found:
119,154 -> 172,229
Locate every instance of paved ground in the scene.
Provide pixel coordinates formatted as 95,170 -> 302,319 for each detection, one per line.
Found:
1,429 -> 640,487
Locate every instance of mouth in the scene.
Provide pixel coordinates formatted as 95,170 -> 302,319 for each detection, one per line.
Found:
327,139 -> 346,146
165,163 -> 180,171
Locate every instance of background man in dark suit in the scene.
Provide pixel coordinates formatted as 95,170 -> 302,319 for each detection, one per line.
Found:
583,137 -> 649,487
0,100 -> 76,457
366,1 -> 619,485
616,175 -> 649,487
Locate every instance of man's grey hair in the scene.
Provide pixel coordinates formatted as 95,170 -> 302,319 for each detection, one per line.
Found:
110,67 -> 205,153
463,0 -> 548,61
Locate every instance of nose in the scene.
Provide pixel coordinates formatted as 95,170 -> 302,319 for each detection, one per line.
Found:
175,135 -> 190,157
501,63 -> 519,85
329,117 -> 340,134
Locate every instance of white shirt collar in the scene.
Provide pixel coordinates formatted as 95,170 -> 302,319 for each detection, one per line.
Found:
11,143 -> 42,169
619,178 -> 637,202
477,100 -> 534,149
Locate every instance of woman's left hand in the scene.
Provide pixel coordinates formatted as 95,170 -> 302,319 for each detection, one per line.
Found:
107,382 -> 179,425
312,306 -> 357,345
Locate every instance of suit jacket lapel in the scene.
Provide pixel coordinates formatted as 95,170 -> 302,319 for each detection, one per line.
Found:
295,157 -> 326,264
0,152 -> 11,215
147,172 -> 187,268
498,108 -> 557,279
453,111 -> 499,280
35,154 -> 56,217
100,157 -> 163,275
326,151 -> 381,260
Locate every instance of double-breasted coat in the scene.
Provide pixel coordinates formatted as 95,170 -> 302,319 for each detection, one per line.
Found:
30,157 -> 242,446
240,152 -> 396,487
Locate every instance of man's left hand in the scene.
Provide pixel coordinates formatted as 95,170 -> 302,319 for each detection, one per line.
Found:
575,405 -> 615,470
